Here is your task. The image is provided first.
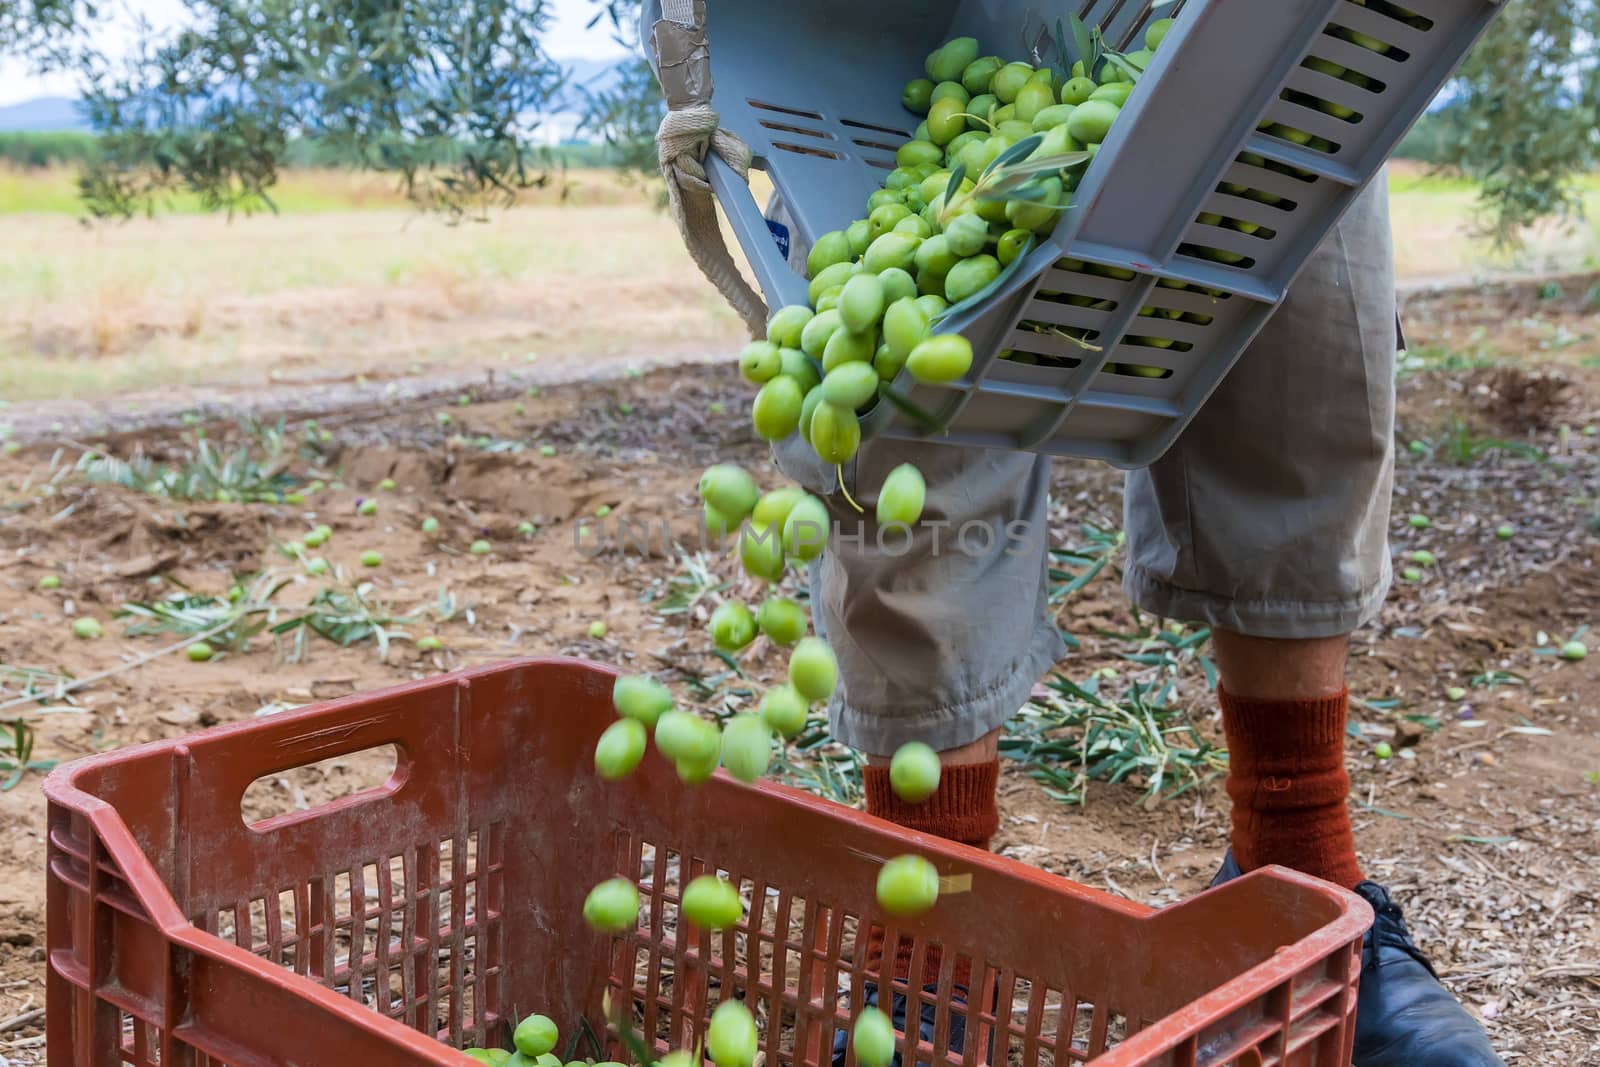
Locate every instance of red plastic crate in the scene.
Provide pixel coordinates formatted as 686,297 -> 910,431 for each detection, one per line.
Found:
45,659 -> 1372,1066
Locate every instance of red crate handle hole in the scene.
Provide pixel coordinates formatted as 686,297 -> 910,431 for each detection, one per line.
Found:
240,741 -> 406,832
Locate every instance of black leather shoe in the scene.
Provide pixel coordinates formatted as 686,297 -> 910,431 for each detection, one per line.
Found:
830,984 -> 970,1067
1212,853 -> 1504,1066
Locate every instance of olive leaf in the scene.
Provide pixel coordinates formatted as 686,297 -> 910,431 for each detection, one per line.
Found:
1101,49 -> 1146,83
990,181 -> 1062,204
944,162 -> 968,207
879,384 -> 952,434
985,133 -> 1044,175
1068,13 -> 1097,73
1054,18 -> 1074,70
993,151 -> 1092,181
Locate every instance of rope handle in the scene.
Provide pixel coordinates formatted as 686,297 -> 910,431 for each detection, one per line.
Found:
652,4 -> 770,339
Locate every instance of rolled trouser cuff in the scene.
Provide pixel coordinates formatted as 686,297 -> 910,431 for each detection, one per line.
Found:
828,620 -> 1065,754
1123,554 -> 1392,640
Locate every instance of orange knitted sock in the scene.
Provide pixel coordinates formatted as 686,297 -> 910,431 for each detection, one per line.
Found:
1221,687 -> 1363,889
861,760 -> 999,990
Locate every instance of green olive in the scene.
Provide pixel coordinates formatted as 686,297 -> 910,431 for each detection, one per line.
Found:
942,213 -> 988,258
514,1016 -> 560,1058
757,597 -> 808,646
704,503 -> 733,539
997,228 -> 1031,266
845,219 -> 872,257
838,272 -> 886,335
926,37 -> 979,84
800,308 -> 843,359
868,187 -> 905,213
863,232 -> 920,274
876,854 -> 938,917
926,97 -> 966,145
711,600 -> 758,651
874,343 -> 908,382
781,494 -> 830,561
907,334 -> 974,384
1014,80 -> 1055,124
876,463 -> 927,527
1146,17 -> 1175,50
613,674 -> 673,726
961,55 -> 1004,96
1058,77 -> 1093,106
901,77 -> 935,114
808,401 -> 861,464
759,684 -> 810,738
889,740 -> 941,801
739,340 -> 782,384
1067,99 -> 1121,145
881,297 -> 931,361
852,1008 -> 896,1067
739,522 -> 787,581
655,709 -> 720,764
821,361 -> 882,411
1032,104 -> 1076,132
893,214 -> 933,240
780,347 -> 820,394
877,266 -> 918,306
913,233 -> 957,278
583,877 -> 640,933
789,637 -> 838,701
751,376 -> 803,440
929,80 -> 969,108
808,261 -> 856,306
594,717 -> 648,781
990,61 -> 1033,104
915,294 -> 948,319
806,230 -> 853,277
719,715 -> 773,784
799,386 -> 825,442
895,139 -> 945,170
707,1000 -> 758,1067
822,325 -> 877,373
868,203 -> 912,241
753,486 -> 807,526
944,254 -> 1001,304
683,874 -> 745,929
1089,82 -> 1133,107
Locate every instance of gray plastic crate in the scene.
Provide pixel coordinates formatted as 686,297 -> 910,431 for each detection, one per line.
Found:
644,0 -> 1503,467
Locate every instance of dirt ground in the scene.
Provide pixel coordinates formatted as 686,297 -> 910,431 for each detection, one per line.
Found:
0,280 -> 1597,1063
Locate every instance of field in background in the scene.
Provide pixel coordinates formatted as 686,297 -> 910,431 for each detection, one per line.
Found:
3,160 -> 1599,402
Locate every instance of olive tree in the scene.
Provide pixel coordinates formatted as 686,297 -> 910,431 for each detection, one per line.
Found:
3,0 -> 1594,244
1431,0 -> 1600,246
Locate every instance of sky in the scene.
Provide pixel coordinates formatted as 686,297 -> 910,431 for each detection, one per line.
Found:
0,0 -> 629,106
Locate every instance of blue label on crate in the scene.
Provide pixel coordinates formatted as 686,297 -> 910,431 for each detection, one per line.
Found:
766,219 -> 791,260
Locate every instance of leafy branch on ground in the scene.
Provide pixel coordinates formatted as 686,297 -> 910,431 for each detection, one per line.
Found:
270,575 -> 417,662
77,420 -> 305,502
118,573 -> 292,653
1,719 -> 57,791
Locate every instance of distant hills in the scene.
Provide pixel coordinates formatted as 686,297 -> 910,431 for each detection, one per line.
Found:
0,56 -> 630,134
0,95 -> 88,132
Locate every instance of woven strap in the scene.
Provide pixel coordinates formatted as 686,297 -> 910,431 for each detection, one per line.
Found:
656,103 -> 768,337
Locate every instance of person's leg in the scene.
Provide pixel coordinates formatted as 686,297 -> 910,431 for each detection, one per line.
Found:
1124,172 -> 1500,1065
1212,631 -> 1363,889
802,436 -> 1060,984
773,433 -> 1056,1065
